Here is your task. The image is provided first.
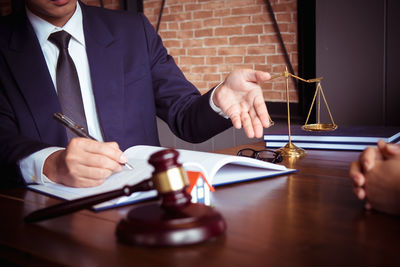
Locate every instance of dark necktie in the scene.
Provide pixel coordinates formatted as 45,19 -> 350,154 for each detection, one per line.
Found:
48,30 -> 87,140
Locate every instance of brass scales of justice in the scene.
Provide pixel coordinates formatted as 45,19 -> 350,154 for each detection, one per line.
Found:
268,67 -> 338,158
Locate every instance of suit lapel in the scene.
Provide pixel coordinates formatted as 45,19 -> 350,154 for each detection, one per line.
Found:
81,5 -> 125,142
6,12 -> 67,146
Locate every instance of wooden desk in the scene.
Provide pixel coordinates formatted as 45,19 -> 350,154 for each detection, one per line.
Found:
1,142 -> 400,266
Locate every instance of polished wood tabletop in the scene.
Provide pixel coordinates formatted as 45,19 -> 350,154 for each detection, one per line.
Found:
1,142 -> 400,266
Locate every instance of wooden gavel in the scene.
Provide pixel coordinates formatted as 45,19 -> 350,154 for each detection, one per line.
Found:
25,149 -> 226,246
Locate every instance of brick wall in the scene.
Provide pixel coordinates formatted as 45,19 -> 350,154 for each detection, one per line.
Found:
143,0 -> 298,103
0,0 -> 298,103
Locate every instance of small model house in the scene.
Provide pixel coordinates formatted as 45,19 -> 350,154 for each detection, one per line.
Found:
186,171 -> 214,205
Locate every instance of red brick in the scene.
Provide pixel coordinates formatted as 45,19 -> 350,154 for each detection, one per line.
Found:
203,18 -> 221,27
203,74 -> 221,81
205,2 -> 226,10
195,29 -> 213,38
185,73 -> 203,81
194,11 -> 213,19
244,25 -> 264,34
225,0 -> 255,8
181,21 -> 203,30
260,35 -> 279,44
206,57 -> 224,65
169,5 -> 184,14
218,47 -> 246,56
254,65 -> 273,73
244,56 -> 266,64
168,22 -> 179,30
204,37 -> 228,46
163,12 -> 192,22
219,64 -> 234,73
182,39 -> 203,47
163,40 -> 182,48
215,26 -> 243,36
160,31 -> 177,39
214,9 -> 231,17
229,36 -> 259,45
252,14 -> 271,24
222,16 -> 251,26
225,56 -> 243,64
177,30 -> 195,39
192,81 -> 208,90
247,45 -> 276,55
272,2 -> 297,12
191,66 -> 218,73
263,91 -> 283,101
261,82 -> 273,90
168,48 -> 187,56
180,56 -> 205,65
188,48 -> 217,56
276,13 -> 292,23
185,3 -> 203,11
232,6 -> 262,16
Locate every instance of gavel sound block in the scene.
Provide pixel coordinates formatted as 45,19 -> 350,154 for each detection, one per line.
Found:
116,149 -> 227,246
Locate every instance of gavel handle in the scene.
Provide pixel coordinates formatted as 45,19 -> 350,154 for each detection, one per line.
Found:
24,179 -> 154,223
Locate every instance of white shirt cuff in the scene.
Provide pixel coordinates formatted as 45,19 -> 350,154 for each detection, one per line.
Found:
209,81 -> 229,119
18,146 -> 65,184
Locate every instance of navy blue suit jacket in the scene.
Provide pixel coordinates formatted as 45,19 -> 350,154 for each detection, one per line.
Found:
0,3 -> 232,182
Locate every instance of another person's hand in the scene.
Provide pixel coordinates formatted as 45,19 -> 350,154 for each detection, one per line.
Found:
43,138 -> 127,187
361,155 -> 400,215
212,69 -> 272,138
349,140 -> 400,214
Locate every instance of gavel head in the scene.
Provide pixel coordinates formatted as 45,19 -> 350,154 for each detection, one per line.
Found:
148,149 -> 191,211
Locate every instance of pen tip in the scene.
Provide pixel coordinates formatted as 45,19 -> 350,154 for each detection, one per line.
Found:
125,162 -> 134,170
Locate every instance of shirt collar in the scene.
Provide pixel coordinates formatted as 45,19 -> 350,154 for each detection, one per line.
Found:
26,2 -> 85,47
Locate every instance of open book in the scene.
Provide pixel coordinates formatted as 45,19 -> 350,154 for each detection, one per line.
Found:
28,145 -> 296,210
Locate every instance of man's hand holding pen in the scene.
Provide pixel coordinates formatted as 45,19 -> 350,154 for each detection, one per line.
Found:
44,138 -> 129,187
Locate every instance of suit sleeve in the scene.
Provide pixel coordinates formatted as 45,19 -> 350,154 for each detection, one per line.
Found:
139,14 -> 232,143
0,64 -> 51,184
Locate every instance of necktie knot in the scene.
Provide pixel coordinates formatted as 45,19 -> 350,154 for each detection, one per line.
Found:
48,30 -> 71,50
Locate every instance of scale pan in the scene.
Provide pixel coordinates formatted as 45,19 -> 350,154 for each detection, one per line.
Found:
302,123 -> 338,132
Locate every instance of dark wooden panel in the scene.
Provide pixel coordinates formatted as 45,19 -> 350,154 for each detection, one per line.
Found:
386,0 -> 400,126
316,0 -> 385,126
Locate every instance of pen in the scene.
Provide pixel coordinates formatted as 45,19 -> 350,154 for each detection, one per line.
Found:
53,112 -> 134,170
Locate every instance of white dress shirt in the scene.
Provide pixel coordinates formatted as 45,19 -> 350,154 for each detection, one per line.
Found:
19,3 -> 103,184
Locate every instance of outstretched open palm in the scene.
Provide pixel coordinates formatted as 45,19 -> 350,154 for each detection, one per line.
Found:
213,69 -> 272,138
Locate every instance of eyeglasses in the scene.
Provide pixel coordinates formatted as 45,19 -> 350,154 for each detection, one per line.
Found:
237,148 -> 283,163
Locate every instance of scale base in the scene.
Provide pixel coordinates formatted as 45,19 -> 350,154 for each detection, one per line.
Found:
276,142 -> 306,158
116,202 -> 226,247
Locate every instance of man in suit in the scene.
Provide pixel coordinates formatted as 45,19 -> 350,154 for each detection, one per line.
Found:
0,0 -> 272,187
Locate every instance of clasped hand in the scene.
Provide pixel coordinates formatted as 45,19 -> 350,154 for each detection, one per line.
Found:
349,140 -> 400,215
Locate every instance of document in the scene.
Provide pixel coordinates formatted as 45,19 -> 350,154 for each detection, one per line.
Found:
28,145 -> 296,210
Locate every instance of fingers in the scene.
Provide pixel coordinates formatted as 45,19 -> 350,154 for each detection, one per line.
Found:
245,69 -> 271,83
47,138 -> 128,187
349,161 -> 366,187
253,95 -> 271,129
349,161 -> 367,201
76,139 -> 126,165
359,146 -> 380,172
377,139 -> 400,158
229,105 -> 265,138
353,186 -> 366,200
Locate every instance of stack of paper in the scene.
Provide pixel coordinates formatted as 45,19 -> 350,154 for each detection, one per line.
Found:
263,125 -> 400,151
